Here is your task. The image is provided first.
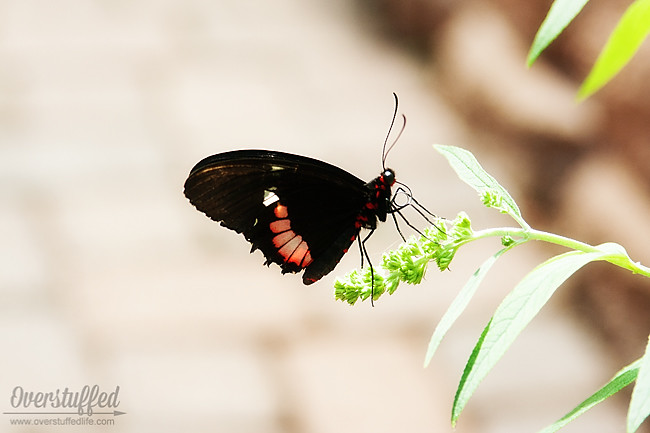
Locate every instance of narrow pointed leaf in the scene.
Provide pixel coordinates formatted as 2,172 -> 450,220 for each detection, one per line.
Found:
452,318 -> 492,428
528,0 -> 591,65
434,145 -> 527,228
578,0 -> 650,98
424,247 -> 508,367
452,249 -> 611,424
539,359 -> 640,433
628,335 -> 650,432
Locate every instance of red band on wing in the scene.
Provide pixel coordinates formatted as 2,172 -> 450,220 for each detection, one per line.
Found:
270,203 -> 313,268
270,219 -> 291,233
274,204 -> 288,218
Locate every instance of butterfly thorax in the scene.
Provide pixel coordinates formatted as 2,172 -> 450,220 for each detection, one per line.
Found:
355,168 -> 395,230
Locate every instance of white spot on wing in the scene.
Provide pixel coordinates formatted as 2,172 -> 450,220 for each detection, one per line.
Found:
263,190 -> 280,207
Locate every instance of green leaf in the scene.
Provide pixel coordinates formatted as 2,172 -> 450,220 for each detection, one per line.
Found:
538,359 -> 640,433
451,249 -> 611,424
452,318 -> 492,428
578,0 -> 650,98
528,0 -> 591,66
424,247 -> 509,367
628,335 -> 650,432
434,145 -> 528,229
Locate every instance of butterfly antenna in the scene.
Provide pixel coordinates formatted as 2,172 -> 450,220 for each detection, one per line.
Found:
384,114 -> 407,169
382,93 -> 401,170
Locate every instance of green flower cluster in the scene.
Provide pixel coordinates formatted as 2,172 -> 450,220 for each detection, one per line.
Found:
334,212 -> 474,305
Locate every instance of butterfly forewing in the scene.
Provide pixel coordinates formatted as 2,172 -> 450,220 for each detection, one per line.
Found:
184,150 -> 373,284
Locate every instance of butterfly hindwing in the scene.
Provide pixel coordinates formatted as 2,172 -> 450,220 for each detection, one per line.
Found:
184,150 -> 370,284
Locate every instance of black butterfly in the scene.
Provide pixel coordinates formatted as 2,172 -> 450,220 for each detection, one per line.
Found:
183,95 -> 433,287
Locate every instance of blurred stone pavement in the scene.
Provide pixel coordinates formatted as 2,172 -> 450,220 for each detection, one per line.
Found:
0,0 -> 641,432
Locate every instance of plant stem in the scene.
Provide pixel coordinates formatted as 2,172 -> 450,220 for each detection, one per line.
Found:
463,227 -> 650,278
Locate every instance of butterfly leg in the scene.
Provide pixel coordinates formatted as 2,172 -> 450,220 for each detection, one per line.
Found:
357,235 -> 364,269
389,184 -> 443,235
389,210 -> 407,242
393,205 -> 443,240
359,229 -> 376,306
411,196 -> 438,223
393,208 -> 426,237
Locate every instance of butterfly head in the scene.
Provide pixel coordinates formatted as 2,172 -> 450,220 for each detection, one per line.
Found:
381,168 -> 396,187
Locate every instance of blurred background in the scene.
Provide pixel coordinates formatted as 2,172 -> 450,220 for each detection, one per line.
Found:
1,0 -> 649,432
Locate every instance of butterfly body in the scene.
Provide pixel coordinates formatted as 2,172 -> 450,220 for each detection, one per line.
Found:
184,150 -> 396,284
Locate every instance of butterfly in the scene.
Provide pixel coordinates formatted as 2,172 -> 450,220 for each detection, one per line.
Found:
183,94 -> 434,288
